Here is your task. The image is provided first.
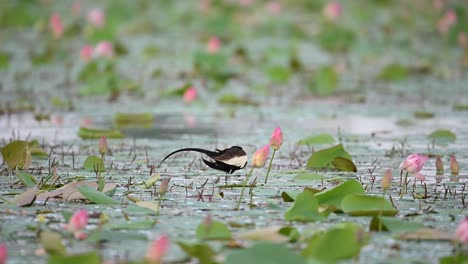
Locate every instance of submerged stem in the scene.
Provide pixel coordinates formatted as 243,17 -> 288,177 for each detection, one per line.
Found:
399,171 -> 408,199
264,149 -> 276,184
236,167 -> 255,210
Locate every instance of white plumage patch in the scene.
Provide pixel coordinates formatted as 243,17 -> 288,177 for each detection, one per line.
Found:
223,155 -> 248,167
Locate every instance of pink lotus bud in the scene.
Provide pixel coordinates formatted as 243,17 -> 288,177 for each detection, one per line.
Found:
381,169 -> 392,191
94,41 -> 114,59
145,235 -> 169,264
265,1 -> 282,15
435,156 -> 444,173
456,217 -> 468,244
80,45 -> 94,62
66,210 -> 88,233
450,154 -> 460,175
207,37 -> 221,54
269,126 -> 283,150
458,32 -> 468,48
98,136 -> 108,155
399,154 -> 429,174
252,145 -> 270,168
183,86 -> 197,103
437,10 -> 457,34
49,13 -> 64,39
0,244 -> 7,264
87,8 -> 105,28
158,178 -> 171,195
413,173 -> 426,181
323,2 -> 342,21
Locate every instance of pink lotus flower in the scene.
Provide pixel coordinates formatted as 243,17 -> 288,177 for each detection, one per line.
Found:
0,244 -> 7,264
399,154 -> 429,175
87,8 -> 105,28
99,136 -> 108,155
437,10 -> 457,34
94,41 -> 114,58
80,45 -> 94,62
265,1 -> 282,15
207,37 -> 221,54
381,169 -> 392,191
450,154 -> 460,175
49,13 -> 64,39
65,210 -> 88,239
456,217 -> 468,244
270,126 -> 283,150
145,235 -> 169,264
252,145 -> 270,168
323,2 -> 342,21
183,86 -> 197,103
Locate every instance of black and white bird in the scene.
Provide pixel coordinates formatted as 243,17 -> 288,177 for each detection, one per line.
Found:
158,146 -> 248,174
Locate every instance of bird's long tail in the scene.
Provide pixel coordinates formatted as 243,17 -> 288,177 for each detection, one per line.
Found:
158,148 -> 219,167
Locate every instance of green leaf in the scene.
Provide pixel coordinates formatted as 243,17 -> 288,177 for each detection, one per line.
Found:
306,144 -> 353,171
78,127 -> 124,139
48,252 -> 100,264
427,129 -> 456,144
331,157 -> 357,172
285,190 -> 326,222
108,220 -> 157,230
317,24 -> 355,52
439,254 -> 468,264
309,66 -> 338,97
0,50 -> 10,69
266,65 -> 291,84
86,230 -> 148,243
378,63 -> 408,81
297,133 -> 334,146
294,173 -> 325,181
281,191 -> 299,202
196,220 -> 232,240
303,223 -> 367,263
77,186 -> 119,205
142,173 -> 160,189
226,243 -> 305,264
369,216 -> 424,233
135,201 -> 160,213
413,111 -> 434,119
83,155 -> 106,172
341,194 -> 397,216
16,171 -> 37,187
115,112 -> 153,127
1,140 -> 31,170
177,241 -> 217,264
315,179 -> 364,211
40,231 -> 66,256
218,94 -> 260,106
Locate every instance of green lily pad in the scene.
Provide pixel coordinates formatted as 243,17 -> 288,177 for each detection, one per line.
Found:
414,111 -> 434,119
303,223 -> 367,263
115,112 -> 153,127
40,231 -> 66,256
48,252 -> 100,264
108,220 -> 157,230
309,66 -> 338,96
317,24 -> 355,52
285,189 -> 327,222
315,179 -> 364,211
341,194 -> 397,216
177,241 -> 217,264
331,157 -> 357,172
297,133 -> 334,146
77,186 -> 119,205
378,63 -> 408,81
370,216 -> 424,233
306,144 -> 354,171
294,173 -> 325,181
266,65 -> 291,84
427,129 -> 456,144
1,140 -> 32,170
218,94 -> 260,106
0,50 -> 10,69
196,220 -> 232,240
142,173 -> 160,189
83,155 -> 105,172
78,127 -> 124,139
226,243 -> 305,264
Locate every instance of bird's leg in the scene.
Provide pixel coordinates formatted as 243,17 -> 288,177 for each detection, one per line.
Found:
224,172 -> 228,185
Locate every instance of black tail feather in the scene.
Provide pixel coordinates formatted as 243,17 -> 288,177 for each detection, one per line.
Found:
158,148 -> 219,167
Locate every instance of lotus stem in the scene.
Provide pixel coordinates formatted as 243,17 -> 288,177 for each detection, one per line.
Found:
264,149 -> 276,184
236,167 -> 255,210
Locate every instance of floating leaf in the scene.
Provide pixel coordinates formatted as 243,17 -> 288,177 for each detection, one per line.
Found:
440,254 -> 468,264
297,133 -> 334,146
315,179 -> 364,211
115,112 -> 153,127
218,94 -> 260,106
48,252 -> 100,264
306,144 -> 353,171
0,50 -> 10,69
317,24 -> 355,52
397,228 -> 452,241
177,241 -> 217,264
1,140 -> 32,170
378,63 -> 408,81
40,231 -> 66,256
196,220 -> 232,240
87,230 -> 148,243
83,155 -> 105,172
303,223 -> 367,263
135,201 -> 160,213
77,186 -> 119,205
370,216 -> 424,233
28,140 -> 48,157
341,194 -> 397,216
238,227 -> 289,243
285,190 -> 327,222
108,220 -> 157,230
266,65 -> 291,84
36,182 -> 117,202
226,242 -> 305,264
10,186 -> 38,207
309,66 -> 338,96
331,157 -> 357,172
453,103 -> 468,111
16,171 -> 37,187
142,173 -> 160,189
294,173 -> 325,181
78,127 -> 124,139
414,111 -> 434,119
281,191 -> 299,202
427,129 -> 456,144
278,226 -> 300,242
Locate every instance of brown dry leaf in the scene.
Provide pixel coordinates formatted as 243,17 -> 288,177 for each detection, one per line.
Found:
10,186 -> 38,206
136,201 -> 159,212
36,181 -> 117,202
397,228 -> 453,241
237,227 -> 289,243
